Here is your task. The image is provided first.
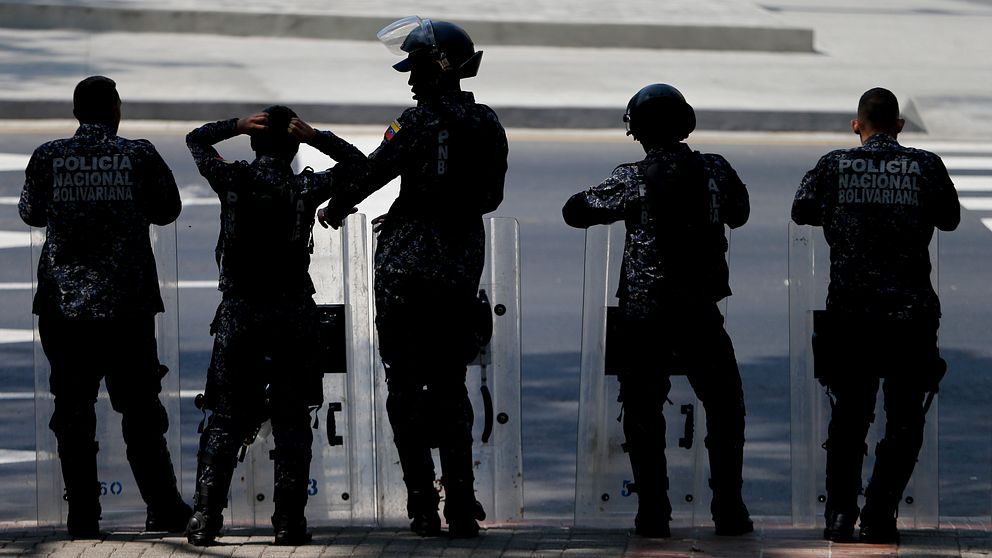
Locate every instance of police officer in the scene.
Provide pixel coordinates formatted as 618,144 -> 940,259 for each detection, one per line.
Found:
562,84 -> 752,538
793,88 -> 959,544
184,106 -> 364,546
19,75 -> 189,538
318,17 -> 507,538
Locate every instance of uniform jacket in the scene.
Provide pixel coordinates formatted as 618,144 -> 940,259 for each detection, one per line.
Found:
563,142 -> 749,318
325,90 -> 508,316
20,123 -> 181,318
187,118 -> 365,298
792,133 -> 960,320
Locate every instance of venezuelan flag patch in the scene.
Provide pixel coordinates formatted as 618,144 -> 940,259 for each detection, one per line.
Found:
384,120 -> 401,141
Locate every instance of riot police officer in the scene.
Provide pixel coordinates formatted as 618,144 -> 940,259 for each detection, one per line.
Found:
319,17 -> 507,538
793,88 -> 960,543
19,75 -> 189,538
562,84 -> 753,538
184,106 -> 364,546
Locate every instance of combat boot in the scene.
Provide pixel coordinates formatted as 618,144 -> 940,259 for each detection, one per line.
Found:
270,447 -> 312,546
60,440 -> 103,539
823,507 -> 858,542
408,488 -> 442,537
186,459 -> 232,546
631,484 -> 672,539
145,501 -> 193,533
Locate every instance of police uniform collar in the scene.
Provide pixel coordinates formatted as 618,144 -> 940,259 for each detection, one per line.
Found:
864,132 -> 900,147
645,141 -> 689,156
419,90 -> 475,105
75,123 -> 115,140
254,154 -> 293,169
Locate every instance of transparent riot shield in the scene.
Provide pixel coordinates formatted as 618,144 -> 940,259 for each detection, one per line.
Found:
375,217 -> 524,527
227,213 -> 377,527
34,223 -> 182,529
574,223 -> 714,528
788,222 -> 939,528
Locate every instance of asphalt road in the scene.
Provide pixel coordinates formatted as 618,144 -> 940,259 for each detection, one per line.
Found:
1,124 -> 991,524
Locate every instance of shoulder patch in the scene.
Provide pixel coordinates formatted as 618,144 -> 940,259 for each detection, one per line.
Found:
384,120 -> 402,142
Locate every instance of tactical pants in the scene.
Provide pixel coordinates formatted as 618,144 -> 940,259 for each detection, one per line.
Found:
377,293 -> 481,522
194,296 -> 321,526
820,316 -> 939,523
617,300 -> 747,521
38,312 -> 184,524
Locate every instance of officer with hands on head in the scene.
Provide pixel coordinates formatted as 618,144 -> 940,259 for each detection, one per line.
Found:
793,87 -> 959,544
562,84 -> 752,538
318,16 -> 507,539
19,75 -> 189,538
184,106 -> 365,546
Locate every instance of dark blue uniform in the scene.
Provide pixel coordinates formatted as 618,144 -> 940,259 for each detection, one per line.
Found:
187,118 -> 364,535
563,142 -> 750,526
792,132 -> 960,531
324,90 -> 507,525
20,122 -> 186,532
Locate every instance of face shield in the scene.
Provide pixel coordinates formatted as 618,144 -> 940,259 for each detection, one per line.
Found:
623,112 -> 633,136
377,16 -> 441,72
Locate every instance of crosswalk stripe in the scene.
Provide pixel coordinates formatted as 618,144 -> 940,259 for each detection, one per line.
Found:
0,153 -> 30,172
0,231 -> 30,249
0,450 -> 35,465
943,157 -> 992,171
952,176 -> 992,192
959,198 -> 992,211
0,329 -> 33,344
0,281 -> 217,290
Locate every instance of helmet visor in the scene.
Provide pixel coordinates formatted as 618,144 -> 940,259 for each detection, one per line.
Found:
377,16 -> 436,55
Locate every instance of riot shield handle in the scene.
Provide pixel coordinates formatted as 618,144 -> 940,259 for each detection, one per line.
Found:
327,402 -> 344,446
678,404 -> 695,449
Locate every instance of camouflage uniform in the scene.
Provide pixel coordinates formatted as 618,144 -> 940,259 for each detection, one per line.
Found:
186,118 -> 364,535
793,132 -> 960,529
325,90 -> 507,524
562,142 -> 750,525
19,122 -> 186,532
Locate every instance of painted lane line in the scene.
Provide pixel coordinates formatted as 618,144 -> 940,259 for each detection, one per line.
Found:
0,153 -> 30,172
0,392 -> 34,400
0,450 -> 36,465
958,198 -> 992,211
0,281 -> 217,290
0,231 -> 30,249
0,196 -> 219,206
982,219 -> 992,234
952,176 -> 992,192
943,157 -> 992,171
0,329 -> 33,344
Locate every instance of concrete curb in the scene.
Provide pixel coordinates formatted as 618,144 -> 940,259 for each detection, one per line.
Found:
0,2 -> 816,52
0,99 -> 927,133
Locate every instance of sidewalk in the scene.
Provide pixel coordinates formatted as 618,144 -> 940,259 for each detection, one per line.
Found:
2,520 -> 992,557
0,0 -> 989,136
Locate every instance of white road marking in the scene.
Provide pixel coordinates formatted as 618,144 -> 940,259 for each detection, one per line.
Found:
943,157 -> 992,171
0,231 -> 30,249
0,450 -> 35,465
952,176 -> 992,192
958,198 -> 992,211
0,329 -> 33,344
0,280 -> 216,290
0,392 -> 33,400
0,153 -> 30,172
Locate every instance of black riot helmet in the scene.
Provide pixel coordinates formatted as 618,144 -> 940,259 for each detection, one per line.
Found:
623,83 -> 696,143
378,16 -> 483,79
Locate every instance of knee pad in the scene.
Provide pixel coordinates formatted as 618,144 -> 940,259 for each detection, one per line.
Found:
121,398 -> 170,443
49,400 -> 97,446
